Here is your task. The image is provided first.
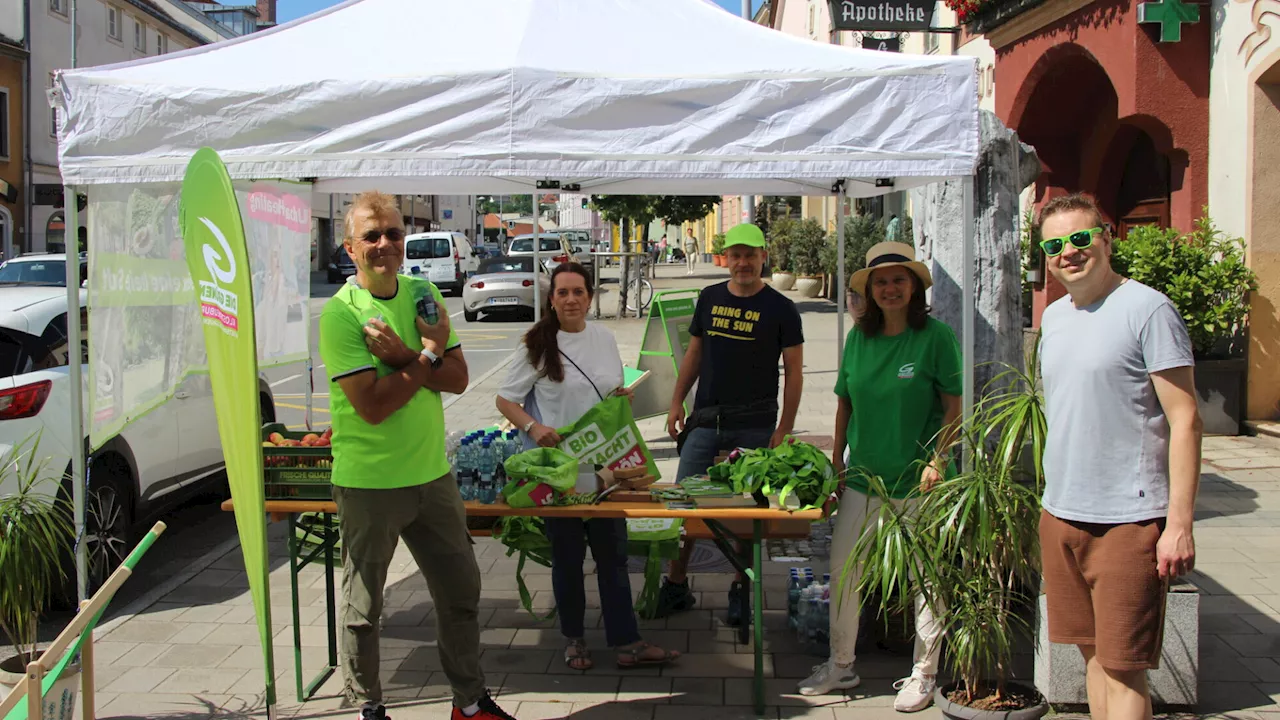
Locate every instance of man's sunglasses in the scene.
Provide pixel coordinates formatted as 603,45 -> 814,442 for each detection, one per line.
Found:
359,228 -> 405,244
1040,227 -> 1101,257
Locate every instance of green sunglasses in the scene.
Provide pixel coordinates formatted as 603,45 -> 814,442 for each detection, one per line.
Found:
1040,227 -> 1101,257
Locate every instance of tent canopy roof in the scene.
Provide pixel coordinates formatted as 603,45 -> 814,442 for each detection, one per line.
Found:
55,0 -> 979,196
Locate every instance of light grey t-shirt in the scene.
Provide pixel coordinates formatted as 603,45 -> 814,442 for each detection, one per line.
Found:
1039,279 -> 1194,524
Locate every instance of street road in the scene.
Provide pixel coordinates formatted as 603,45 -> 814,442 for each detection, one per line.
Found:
41,274 -> 533,633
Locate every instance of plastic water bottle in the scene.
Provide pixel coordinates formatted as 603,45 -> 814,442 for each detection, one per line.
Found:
457,439 -> 475,501
822,573 -> 832,601
506,430 -> 521,459
807,598 -> 821,644
479,440 -> 498,504
796,586 -> 811,642
819,599 -> 831,647
788,570 -> 802,630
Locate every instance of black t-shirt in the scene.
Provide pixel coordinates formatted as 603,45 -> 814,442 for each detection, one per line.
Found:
688,282 -> 804,429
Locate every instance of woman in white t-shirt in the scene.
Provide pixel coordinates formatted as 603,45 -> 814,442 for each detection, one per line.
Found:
496,263 -> 679,672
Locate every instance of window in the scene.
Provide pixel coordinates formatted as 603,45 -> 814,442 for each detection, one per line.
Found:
48,75 -> 57,138
0,88 -> 9,159
134,19 -> 145,51
155,33 -> 167,54
807,3 -> 816,34
49,0 -> 66,16
925,29 -> 939,54
107,7 -> 121,40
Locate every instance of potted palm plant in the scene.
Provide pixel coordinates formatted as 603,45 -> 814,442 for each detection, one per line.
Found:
0,434 -> 79,705
843,344 -> 1049,720
711,233 -> 726,267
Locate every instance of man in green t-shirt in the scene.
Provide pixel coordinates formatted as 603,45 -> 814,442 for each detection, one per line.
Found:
319,191 -> 518,720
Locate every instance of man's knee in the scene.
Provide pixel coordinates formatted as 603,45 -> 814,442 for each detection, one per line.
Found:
1101,666 -> 1148,691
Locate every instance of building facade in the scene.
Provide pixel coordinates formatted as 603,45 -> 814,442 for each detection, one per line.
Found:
0,6 -> 25,260
1207,0 -> 1280,421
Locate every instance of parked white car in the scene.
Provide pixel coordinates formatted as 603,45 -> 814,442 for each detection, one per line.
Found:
400,232 -> 479,295
0,254 -> 277,594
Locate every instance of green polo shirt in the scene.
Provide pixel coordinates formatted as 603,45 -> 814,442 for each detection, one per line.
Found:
318,276 -> 460,489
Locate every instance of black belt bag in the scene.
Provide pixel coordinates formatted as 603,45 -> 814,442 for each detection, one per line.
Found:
676,400 -> 778,455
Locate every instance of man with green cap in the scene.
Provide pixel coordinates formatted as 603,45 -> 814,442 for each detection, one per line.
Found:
658,222 -> 805,623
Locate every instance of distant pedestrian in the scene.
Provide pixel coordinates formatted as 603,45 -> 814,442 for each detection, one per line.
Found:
684,228 -> 699,276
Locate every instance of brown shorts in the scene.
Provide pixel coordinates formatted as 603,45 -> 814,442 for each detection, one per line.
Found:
1039,510 -> 1168,671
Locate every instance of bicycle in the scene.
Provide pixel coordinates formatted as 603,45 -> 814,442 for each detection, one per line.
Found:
624,255 -> 655,314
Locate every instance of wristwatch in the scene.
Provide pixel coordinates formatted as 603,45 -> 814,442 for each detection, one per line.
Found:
421,348 -> 444,369
522,420 -> 536,433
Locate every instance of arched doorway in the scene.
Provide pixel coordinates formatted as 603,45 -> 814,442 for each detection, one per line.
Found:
1114,128 -> 1171,238
1247,58 -> 1280,420
46,211 -> 66,253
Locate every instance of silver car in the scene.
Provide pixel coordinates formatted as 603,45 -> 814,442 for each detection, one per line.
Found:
461,256 -> 552,322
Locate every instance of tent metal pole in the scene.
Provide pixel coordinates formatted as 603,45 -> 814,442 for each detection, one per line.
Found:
65,183 -> 87,601
961,176 -> 976,452
836,183 -> 847,365
532,194 -> 541,324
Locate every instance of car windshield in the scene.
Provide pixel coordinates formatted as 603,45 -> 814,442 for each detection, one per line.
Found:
508,238 -> 561,253
0,260 -> 83,286
405,238 -> 452,260
479,257 -> 534,274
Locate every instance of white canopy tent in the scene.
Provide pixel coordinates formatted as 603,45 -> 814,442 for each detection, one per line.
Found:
52,0 -> 980,598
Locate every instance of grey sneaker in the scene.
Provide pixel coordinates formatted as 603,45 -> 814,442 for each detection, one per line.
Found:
798,659 -> 861,696
892,671 -> 937,712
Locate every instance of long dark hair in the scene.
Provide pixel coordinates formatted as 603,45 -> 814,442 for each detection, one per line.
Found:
524,262 -> 594,383
857,267 -> 930,337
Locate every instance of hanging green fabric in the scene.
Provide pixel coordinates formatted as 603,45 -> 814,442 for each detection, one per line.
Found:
625,518 -> 684,620
491,516 -> 557,621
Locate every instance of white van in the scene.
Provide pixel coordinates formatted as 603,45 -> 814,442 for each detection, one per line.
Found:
401,232 -> 479,296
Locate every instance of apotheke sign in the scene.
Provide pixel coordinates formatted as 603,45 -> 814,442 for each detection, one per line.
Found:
829,0 -> 935,31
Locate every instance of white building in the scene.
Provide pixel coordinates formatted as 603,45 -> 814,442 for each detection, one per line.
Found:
27,0 -> 270,254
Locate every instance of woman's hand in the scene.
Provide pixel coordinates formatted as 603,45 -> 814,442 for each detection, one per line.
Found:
531,423 -> 562,448
920,459 -> 945,493
823,483 -> 843,518
613,386 -> 635,405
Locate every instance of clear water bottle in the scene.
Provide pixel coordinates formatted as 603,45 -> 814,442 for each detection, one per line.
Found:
788,570 -> 802,630
491,432 -> 506,464
822,573 -> 832,601
479,439 -> 498,504
796,585 -> 811,642
819,599 -> 831,647
457,439 -> 475,501
807,598 -> 821,645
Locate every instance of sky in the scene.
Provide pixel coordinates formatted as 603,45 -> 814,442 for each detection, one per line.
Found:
276,0 -> 763,24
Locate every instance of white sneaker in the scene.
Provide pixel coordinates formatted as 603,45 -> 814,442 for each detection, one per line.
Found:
797,660 -> 861,696
892,671 -> 937,712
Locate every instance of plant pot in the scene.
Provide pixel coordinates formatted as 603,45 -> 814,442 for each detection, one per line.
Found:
0,652 -> 81,720
934,682 -> 1048,720
715,255 -> 726,267
795,276 -> 823,298
1194,357 -> 1245,436
772,272 -> 796,291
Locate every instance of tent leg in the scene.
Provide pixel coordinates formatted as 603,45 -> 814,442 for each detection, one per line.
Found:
836,184 -> 847,363
533,194 -> 541,324
65,184 -> 87,602
961,176 -> 976,456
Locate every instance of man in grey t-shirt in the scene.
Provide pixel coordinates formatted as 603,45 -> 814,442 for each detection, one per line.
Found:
1037,194 -> 1202,720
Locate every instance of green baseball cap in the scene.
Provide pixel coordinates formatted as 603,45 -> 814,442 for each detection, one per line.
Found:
724,223 -> 766,249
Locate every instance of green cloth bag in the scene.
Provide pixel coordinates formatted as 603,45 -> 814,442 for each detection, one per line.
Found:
555,395 -> 660,481
501,447 -> 579,508
625,518 -> 684,620
492,516 -> 557,620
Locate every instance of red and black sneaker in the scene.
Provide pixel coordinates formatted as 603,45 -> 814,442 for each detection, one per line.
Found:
451,691 -> 518,720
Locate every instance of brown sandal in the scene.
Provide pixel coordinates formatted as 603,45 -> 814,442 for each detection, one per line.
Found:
565,639 -> 593,671
616,641 -> 680,668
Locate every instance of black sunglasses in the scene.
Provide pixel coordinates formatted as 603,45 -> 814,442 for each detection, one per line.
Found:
1040,227 -> 1100,257
359,228 -> 405,244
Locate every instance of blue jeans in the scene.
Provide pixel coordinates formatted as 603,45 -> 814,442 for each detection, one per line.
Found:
675,426 -> 774,483
543,517 -> 641,648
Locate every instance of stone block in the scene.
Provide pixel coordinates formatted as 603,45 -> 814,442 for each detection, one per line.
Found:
1034,589 -> 1198,707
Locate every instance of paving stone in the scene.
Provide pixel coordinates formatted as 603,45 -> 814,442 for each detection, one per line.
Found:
101,620 -> 184,644
661,652 -> 770,678
668,677 -> 724,705
101,666 -> 178,694
726,678 -> 848,707
153,643 -> 239,668
654,706 -> 781,720
616,677 -> 675,704
496,673 -> 620,704
480,648 -> 555,674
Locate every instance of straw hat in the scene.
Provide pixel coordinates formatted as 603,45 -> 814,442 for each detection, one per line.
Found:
848,242 -> 933,296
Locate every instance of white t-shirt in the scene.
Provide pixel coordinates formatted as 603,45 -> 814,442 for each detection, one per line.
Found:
498,323 -> 624,491
1040,279 -> 1194,524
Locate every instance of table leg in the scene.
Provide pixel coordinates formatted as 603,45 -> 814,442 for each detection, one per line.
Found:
752,519 -> 765,716
288,513 -> 305,702
324,514 -> 338,671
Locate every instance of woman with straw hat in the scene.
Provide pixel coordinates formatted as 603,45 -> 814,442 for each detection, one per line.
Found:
798,241 -> 963,713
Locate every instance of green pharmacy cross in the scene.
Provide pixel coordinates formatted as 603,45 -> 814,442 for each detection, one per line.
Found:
1138,0 -> 1200,42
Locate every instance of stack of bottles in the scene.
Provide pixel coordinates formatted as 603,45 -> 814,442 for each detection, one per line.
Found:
788,568 -> 831,654
451,429 -> 523,504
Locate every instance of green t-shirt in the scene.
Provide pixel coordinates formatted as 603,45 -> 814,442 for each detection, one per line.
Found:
318,275 -> 460,489
834,317 -> 963,498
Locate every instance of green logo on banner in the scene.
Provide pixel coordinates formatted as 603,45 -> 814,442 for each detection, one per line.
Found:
179,147 -> 276,710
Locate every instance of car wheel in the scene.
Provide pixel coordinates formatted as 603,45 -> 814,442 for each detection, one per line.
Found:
464,309 -> 479,322
85,456 -> 135,592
